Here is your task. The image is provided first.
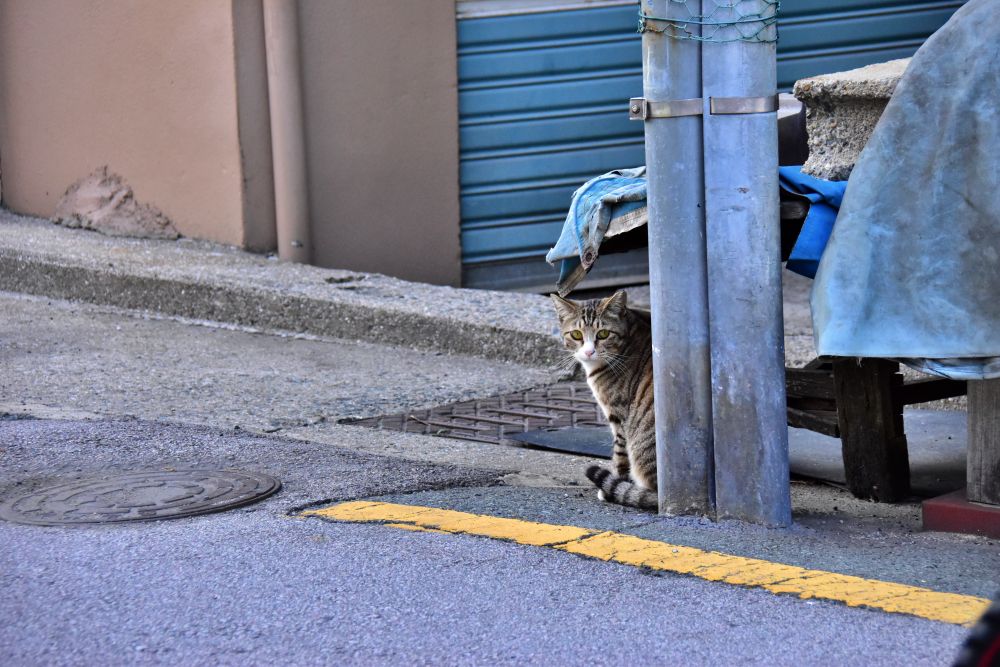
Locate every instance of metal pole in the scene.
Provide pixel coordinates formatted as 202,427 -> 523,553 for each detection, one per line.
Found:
263,0 -> 312,263
700,1 -> 790,525
641,0 -> 715,516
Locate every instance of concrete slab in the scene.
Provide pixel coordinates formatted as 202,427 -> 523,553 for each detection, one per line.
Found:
0,290 -> 599,487
793,58 -> 910,180
310,500 -> 989,626
0,419 -> 980,665
481,411 -> 967,503
0,418 -> 502,515
1,492 -> 969,665
0,290 -> 973,513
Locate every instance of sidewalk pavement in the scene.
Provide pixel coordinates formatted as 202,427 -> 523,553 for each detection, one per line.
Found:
0,209 -> 560,367
0,207 -> 845,373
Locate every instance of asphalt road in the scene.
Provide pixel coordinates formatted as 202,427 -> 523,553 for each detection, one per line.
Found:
0,292 -> 990,665
0,504 -> 968,665
0,419 -> 968,666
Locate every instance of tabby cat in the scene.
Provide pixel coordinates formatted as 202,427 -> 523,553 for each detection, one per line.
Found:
551,290 -> 658,510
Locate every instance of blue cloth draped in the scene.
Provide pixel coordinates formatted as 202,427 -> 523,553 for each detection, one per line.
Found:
779,166 -> 846,279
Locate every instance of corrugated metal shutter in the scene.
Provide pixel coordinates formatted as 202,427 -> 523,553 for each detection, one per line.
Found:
777,1 -> 966,89
457,1 -> 965,289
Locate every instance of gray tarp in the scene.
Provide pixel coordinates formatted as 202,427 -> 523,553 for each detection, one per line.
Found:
811,0 -> 1000,379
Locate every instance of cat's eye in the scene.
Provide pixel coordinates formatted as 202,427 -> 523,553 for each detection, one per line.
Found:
596,330 -> 610,340
569,330 -> 583,341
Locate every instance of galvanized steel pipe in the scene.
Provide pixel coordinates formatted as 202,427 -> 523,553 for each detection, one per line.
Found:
641,0 -> 715,517
701,0 -> 790,525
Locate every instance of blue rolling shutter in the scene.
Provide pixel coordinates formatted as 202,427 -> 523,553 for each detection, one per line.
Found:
777,1 -> 967,89
457,1 -> 965,289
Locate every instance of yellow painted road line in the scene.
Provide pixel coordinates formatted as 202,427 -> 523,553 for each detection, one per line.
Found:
302,501 -> 991,627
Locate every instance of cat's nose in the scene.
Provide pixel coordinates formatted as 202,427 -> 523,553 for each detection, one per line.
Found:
583,349 -> 595,358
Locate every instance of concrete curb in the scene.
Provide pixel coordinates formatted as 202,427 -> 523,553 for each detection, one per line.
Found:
0,210 -> 563,366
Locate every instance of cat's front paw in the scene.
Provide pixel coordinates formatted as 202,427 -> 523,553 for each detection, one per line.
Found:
597,489 -> 607,502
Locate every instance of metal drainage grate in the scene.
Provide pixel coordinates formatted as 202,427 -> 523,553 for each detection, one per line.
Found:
0,469 -> 281,526
341,380 -> 605,445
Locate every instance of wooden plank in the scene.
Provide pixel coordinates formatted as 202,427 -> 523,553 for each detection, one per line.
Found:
787,396 -> 838,412
803,357 -> 834,371
785,368 -> 836,400
779,199 -> 809,222
898,377 -> 967,406
786,407 -> 840,438
832,358 -> 910,501
968,379 -> 1000,505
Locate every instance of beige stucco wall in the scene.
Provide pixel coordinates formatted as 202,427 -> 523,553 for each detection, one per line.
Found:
0,0 -> 274,248
299,0 -> 461,286
0,0 -> 460,283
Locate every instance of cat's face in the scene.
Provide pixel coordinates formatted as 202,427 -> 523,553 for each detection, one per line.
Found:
550,290 -> 629,371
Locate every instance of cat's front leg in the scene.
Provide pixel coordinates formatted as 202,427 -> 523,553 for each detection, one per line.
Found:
611,429 -> 630,477
598,427 -> 630,502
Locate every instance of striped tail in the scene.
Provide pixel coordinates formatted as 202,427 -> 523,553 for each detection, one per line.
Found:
585,465 -> 658,511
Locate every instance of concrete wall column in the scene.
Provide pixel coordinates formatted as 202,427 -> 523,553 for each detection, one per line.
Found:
298,0 -> 462,286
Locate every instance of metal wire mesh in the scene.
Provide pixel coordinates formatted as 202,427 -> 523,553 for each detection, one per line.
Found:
639,0 -> 779,43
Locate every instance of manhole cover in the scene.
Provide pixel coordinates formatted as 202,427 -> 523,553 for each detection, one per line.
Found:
0,469 -> 281,526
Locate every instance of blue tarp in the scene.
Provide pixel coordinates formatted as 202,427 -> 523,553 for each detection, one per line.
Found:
811,0 -> 1000,379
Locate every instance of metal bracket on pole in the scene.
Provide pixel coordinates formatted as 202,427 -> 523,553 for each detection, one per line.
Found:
709,95 -> 778,115
629,97 -> 703,120
630,95 -> 777,120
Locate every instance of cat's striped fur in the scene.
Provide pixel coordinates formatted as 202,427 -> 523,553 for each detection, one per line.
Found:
551,290 -> 658,511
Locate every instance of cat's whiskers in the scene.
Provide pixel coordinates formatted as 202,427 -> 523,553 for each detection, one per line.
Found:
600,351 -> 628,380
551,352 -> 579,373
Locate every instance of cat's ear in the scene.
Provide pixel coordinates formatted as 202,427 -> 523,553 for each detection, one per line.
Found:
598,290 -> 628,316
550,293 -> 578,321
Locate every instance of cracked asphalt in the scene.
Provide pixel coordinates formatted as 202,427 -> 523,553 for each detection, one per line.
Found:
0,291 -> 993,665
